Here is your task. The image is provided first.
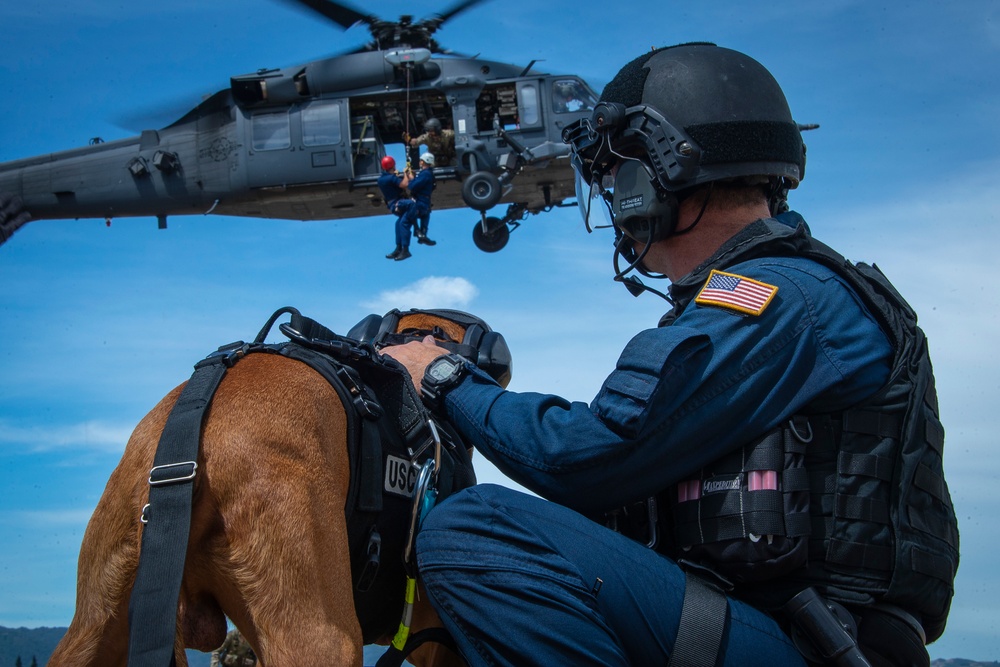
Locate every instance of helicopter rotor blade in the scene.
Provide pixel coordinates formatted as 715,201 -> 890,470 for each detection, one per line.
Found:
279,0 -> 373,31
434,0 -> 491,24
274,0 -> 492,53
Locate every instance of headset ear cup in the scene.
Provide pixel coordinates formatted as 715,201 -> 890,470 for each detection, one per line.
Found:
462,323 -> 485,350
346,314 -> 383,344
476,331 -> 513,388
612,160 -> 679,244
369,309 -> 401,348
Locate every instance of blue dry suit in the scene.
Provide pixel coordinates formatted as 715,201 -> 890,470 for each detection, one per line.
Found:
402,167 -> 435,235
414,214 -> 896,666
377,170 -> 414,248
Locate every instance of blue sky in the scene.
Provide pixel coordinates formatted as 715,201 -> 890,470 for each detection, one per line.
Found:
1,0 -> 998,661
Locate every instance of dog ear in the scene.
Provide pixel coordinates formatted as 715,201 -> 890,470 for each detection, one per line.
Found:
476,331 -> 513,389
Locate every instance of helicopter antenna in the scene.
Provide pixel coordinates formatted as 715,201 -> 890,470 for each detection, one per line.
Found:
518,59 -> 542,77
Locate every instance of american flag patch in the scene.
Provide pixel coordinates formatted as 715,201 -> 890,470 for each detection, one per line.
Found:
694,269 -> 778,316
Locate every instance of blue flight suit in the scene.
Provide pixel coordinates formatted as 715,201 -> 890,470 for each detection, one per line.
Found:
377,170 -> 414,249
415,214 -> 895,666
402,167 -> 435,236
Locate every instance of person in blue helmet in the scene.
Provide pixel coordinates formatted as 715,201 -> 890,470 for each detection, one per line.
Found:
403,152 -> 437,247
376,155 -> 416,261
386,43 -> 957,667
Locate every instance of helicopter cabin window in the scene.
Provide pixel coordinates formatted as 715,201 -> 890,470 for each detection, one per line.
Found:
516,83 -> 540,127
552,79 -> 596,114
251,111 -> 291,151
301,101 -> 342,146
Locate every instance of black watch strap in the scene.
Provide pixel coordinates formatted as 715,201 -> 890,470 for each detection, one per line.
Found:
421,353 -> 468,413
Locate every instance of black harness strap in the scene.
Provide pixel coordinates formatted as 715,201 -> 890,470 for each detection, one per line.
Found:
126,352 -> 233,667
667,573 -> 728,667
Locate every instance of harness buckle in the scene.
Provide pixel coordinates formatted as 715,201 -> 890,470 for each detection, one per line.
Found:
335,366 -> 383,420
197,341 -> 252,369
356,528 -> 382,593
148,461 -> 198,486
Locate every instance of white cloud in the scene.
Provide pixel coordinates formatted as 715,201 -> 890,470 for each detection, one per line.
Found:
0,419 -> 130,454
361,276 -> 480,313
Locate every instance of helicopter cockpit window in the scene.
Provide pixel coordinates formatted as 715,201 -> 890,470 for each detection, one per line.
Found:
552,79 -> 596,114
301,101 -> 342,146
517,84 -> 540,126
252,111 -> 291,151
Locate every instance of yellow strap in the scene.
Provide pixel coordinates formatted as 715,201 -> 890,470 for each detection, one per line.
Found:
390,576 -> 418,651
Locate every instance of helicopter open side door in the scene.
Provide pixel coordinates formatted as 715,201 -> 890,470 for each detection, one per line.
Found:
244,98 -> 353,188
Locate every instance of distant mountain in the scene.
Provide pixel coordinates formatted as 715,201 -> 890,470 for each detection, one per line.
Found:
0,626 -> 403,666
0,626 -> 64,667
932,661 -> 1000,667
0,627 -> 212,667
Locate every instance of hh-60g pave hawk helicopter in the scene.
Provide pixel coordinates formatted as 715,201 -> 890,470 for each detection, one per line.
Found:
0,0 -> 599,252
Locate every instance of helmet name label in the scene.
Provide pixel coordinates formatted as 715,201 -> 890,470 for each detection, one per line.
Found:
619,195 -> 644,211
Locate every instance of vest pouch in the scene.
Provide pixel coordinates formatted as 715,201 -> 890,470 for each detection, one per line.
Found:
668,418 -> 813,583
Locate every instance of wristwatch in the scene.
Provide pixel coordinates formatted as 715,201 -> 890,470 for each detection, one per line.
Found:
421,353 -> 468,413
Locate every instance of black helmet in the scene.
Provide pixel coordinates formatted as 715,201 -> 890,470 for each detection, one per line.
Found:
424,118 -> 443,134
565,43 -> 805,245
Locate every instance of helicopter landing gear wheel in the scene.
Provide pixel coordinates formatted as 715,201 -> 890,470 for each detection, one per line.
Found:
472,216 -> 509,253
462,171 -> 502,211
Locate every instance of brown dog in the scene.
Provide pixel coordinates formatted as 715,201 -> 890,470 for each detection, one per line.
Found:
48,311 -> 475,667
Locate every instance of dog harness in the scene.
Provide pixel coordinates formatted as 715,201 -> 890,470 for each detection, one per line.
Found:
126,307 -> 477,666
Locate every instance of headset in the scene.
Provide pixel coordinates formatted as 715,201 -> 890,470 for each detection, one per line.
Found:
347,308 -> 513,388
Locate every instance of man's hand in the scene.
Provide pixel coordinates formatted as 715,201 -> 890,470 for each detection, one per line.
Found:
382,335 -> 448,391
0,194 -> 31,247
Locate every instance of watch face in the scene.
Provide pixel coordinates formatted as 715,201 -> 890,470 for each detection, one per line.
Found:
428,357 -> 460,382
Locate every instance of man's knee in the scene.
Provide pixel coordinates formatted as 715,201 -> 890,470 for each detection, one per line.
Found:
417,484 -> 525,556
422,484 -> 506,529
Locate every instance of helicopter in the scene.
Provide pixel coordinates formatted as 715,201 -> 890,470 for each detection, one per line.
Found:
0,0 -> 599,252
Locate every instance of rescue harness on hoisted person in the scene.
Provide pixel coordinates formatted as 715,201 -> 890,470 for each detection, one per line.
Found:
608,218 -> 959,667
124,306 -> 506,667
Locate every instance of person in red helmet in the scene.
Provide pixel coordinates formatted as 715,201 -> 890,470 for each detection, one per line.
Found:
376,155 -> 415,261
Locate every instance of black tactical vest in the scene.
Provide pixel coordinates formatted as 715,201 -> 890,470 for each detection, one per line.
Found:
660,217 -> 959,643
